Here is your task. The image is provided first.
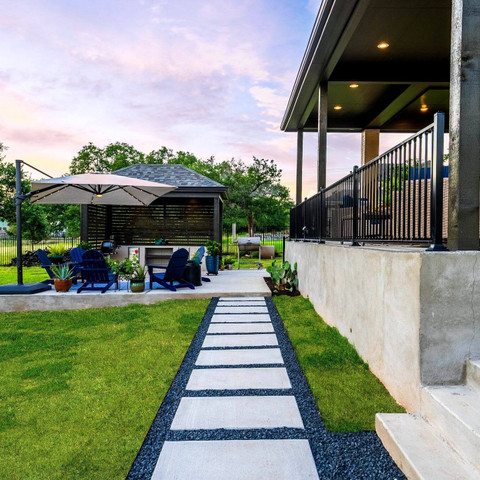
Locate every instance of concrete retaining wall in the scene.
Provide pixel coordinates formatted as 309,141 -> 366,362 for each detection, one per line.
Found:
285,242 -> 480,412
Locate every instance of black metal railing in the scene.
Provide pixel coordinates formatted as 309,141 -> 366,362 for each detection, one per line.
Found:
290,112 -> 446,249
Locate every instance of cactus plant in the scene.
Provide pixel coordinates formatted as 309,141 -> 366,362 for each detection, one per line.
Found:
266,260 -> 298,294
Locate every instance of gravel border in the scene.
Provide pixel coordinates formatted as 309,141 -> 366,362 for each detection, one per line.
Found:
127,296 -> 405,480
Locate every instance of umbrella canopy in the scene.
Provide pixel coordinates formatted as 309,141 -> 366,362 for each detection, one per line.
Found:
30,172 -> 176,205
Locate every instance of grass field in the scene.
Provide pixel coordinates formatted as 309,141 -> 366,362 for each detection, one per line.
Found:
0,299 -> 208,480
274,296 -> 405,432
0,266 -> 46,285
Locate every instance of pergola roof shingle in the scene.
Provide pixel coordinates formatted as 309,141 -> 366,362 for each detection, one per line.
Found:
114,164 -> 226,193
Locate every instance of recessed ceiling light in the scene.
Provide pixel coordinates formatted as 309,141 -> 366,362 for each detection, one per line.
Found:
334,105 -> 342,110
350,83 -> 359,89
420,104 -> 429,112
377,42 -> 389,49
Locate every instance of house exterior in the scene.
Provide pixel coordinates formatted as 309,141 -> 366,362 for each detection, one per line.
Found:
80,164 -> 226,264
282,1 -> 480,477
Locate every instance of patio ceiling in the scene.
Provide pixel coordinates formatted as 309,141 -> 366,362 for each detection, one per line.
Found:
281,0 -> 451,133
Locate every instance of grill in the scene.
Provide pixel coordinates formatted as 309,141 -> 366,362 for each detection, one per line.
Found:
100,239 -> 117,255
237,237 -> 262,269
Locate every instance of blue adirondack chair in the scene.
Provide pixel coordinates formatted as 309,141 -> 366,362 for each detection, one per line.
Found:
77,250 -> 118,294
148,248 -> 194,292
192,246 -> 211,283
36,249 -> 55,285
69,247 -> 85,279
36,249 -> 78,285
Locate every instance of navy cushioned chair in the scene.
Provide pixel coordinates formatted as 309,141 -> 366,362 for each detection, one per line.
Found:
148,248 -> 194,292
77,250 -> 118,294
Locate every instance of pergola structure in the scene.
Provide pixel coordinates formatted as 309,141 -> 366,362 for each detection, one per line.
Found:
281,0 -> 480,250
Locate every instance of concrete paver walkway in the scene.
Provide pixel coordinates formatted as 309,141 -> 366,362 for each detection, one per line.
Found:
152,296 -> 318,479
127,297 -> 405,479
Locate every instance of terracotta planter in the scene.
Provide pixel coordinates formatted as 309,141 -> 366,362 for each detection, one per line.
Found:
54,279 -> 72,292
130,281 -> 145,293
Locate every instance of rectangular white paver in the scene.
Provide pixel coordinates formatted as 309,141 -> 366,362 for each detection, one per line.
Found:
152,439 -> 319,480
202,334 -> 278,348
214,306 -> 269,314
196,348 -> 284,366
186,367 -> 291,390
170,396 -> 304,430
219,297 -> 266,301
207,323 -> 274,334
217,300 -> 266,306
212,314 -> 271,323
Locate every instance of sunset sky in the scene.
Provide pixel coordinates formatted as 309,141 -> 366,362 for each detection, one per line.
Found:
1,0 -> 405,198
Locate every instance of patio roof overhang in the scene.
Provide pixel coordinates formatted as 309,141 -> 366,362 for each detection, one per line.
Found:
281,0 -> 451,133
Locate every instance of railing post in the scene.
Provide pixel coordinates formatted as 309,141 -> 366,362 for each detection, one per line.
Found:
427,112 -> 447,251
282,235 -> 286,263
351,166 -> 360,246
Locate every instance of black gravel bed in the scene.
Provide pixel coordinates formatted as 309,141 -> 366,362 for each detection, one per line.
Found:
127,296 -> 405,480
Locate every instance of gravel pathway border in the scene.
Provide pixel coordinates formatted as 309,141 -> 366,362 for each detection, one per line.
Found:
127,297 -> 405,479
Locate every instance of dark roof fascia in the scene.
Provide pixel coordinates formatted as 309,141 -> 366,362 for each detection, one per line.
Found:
280,0 -> 362,132
164,187 -> 227,198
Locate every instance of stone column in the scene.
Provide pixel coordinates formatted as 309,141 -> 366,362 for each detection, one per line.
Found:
296,130 -> 303,204
317,82 -> 328,191
361,129 -> 380,165
448,0 -> 480,250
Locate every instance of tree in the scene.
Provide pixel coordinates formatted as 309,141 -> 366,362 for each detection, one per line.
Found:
69,142 -> 145,174
0,145 -> 50,241
68,142 -> 294,235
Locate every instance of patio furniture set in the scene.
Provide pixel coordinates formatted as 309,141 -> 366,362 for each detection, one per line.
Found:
36,246 -> 212,294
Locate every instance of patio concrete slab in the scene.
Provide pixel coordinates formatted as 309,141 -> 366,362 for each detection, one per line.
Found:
170,396 -> 304,430
0,269 -> 270,312
186,367 -> 291,390
202,334 -> 278,348
211,314 -> 271,323
207,323 -> 274,334
214,306 -> 269,314
152,439 -> 319,480
196,348 -> 284,366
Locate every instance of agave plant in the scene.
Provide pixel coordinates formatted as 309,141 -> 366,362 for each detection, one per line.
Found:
50,263 -> 76,280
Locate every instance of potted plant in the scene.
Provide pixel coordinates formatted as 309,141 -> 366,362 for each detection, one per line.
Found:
224,257 -> 234,270
48,244 -> 68,264
50,264 -> 76,292
205,240 -> 221,275
77,241 -> 93,251
130,264 -> 146,293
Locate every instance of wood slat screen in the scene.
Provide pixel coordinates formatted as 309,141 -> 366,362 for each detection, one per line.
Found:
86,205 -> 108,248
86,198 -> 215,246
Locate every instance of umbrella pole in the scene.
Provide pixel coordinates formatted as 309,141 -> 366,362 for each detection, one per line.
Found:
15,159 -> 24,285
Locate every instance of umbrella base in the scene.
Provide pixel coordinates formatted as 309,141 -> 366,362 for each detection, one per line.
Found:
0,283 -> 52,295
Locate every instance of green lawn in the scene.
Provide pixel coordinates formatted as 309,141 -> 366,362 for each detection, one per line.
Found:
0,299 -> 208,480
274,296 -> 405,432
0,266 -> 46,285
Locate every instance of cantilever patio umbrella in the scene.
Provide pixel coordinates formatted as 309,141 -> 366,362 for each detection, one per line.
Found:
0,160 -> 176,295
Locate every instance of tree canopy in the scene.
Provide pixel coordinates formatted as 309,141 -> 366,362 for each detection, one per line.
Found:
0,140 -> 292,241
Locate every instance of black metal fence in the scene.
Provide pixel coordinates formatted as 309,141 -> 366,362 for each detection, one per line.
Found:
223,231 -> 288,257
0,237 -> 80,266
290,113 -> 446,249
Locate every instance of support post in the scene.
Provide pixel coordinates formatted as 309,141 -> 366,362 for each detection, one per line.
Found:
296,130 -> 303,204
213,197 -> 221,244
317,82 -> 328,191
351,166 -> 360,246
428,113 -> 447,251
361,129 -> 380,165
448,0 -> 480,250
15,159 -> 23,285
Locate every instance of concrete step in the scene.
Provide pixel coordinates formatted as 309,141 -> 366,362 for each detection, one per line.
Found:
422,385 -> 480,472
376,413 -> 479,480
466,359 -> 480,393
